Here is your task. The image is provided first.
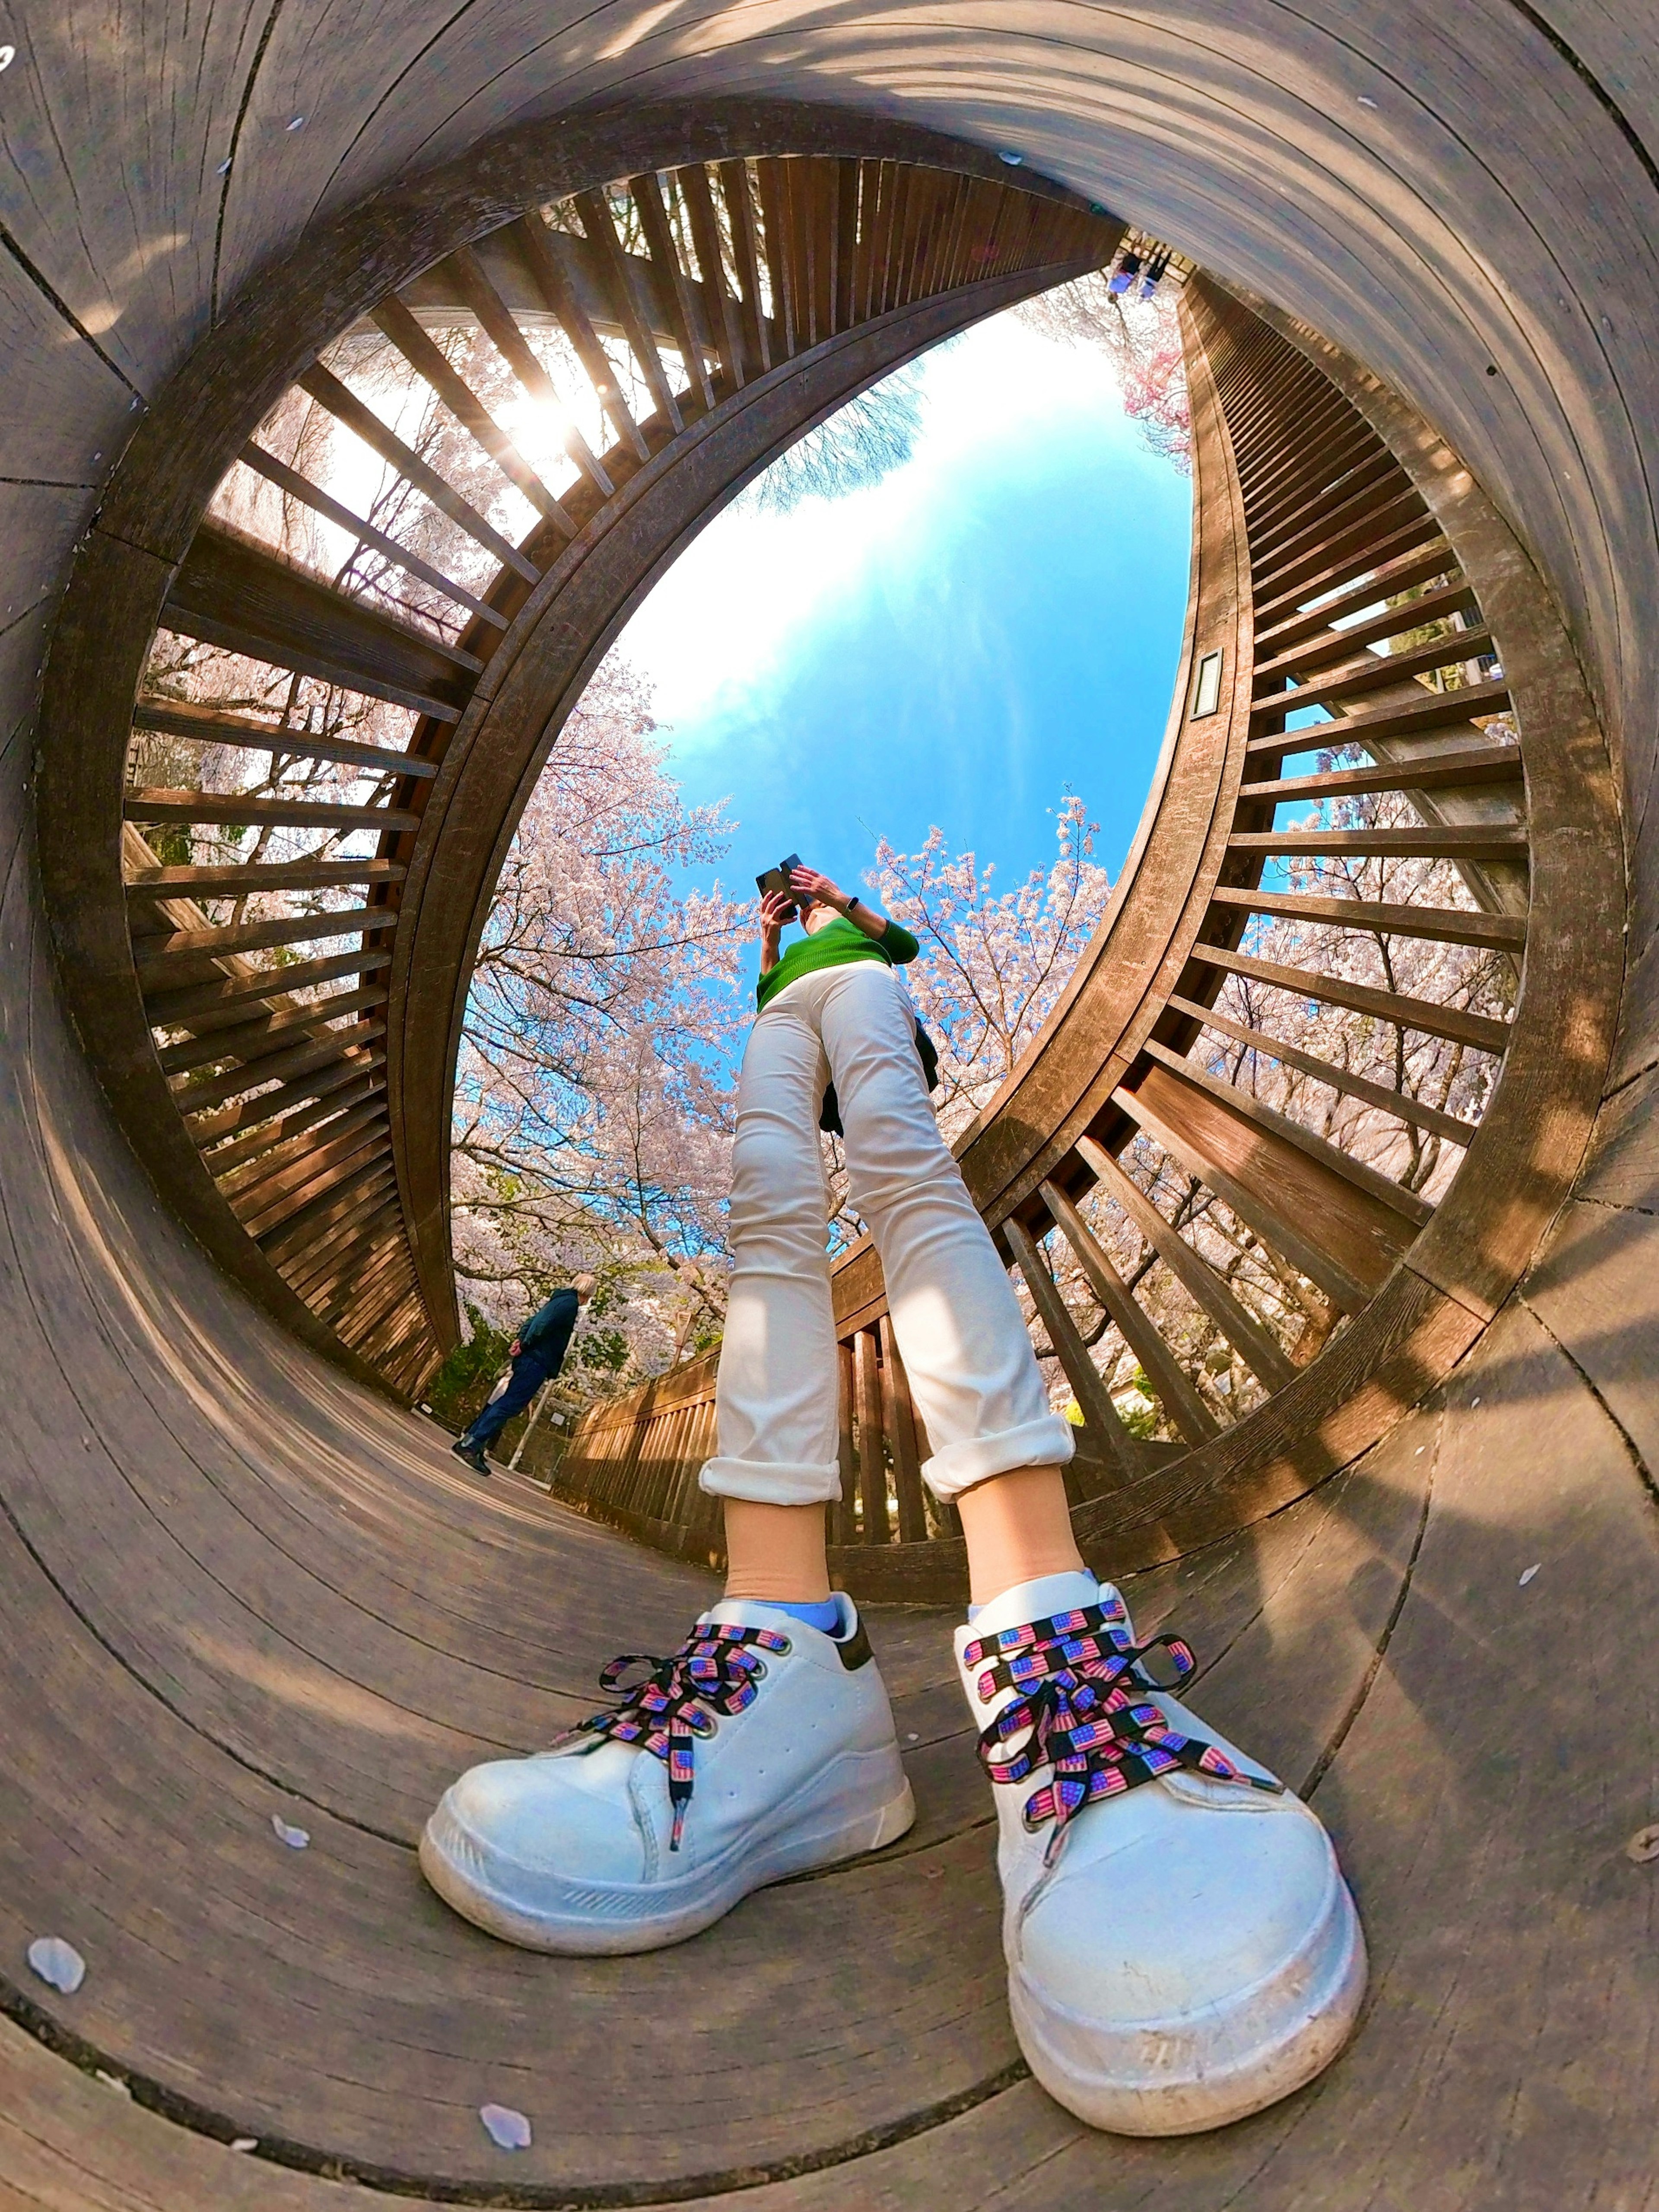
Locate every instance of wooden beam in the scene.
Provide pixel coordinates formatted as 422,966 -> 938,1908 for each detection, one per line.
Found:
444,244 -> 615,495
133,697 -> 439,777
1003,1215 -> 1136,1484
630,171 -> 715,410
512,212 -> 652,462
854,1325 -> 889,1544
163,521 -> 475,720
367,293 -> 575,529
126,857 -> 406,897
1186,943 -> 1513,1054
1238,742 -> 1522,804
1205,884 -> 1526,950
125,789 -> 421,835
1074,1135 -> 1298,1392
237,443 -> 513,626
1165,993 -> 1478,1149
573,189 -> 684,432
1112,1072 -> 1386,1313
1039,1179 -> 1219,1443
1141,1039 -> 1434,1227
298,361 -> 541,582
878,1316 -> 930,1543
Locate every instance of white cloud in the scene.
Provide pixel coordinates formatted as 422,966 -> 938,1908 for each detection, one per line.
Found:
616,309 -> 1128,743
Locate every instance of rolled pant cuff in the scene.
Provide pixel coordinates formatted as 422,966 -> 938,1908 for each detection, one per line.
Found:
699,1455 -> 844,1508
922,1415 -> 1077,1503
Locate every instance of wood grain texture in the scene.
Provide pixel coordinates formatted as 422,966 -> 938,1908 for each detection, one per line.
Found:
6,5 -> 1659,2204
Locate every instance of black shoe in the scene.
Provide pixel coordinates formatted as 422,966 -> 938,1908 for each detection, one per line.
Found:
450,1439 -> 489,1475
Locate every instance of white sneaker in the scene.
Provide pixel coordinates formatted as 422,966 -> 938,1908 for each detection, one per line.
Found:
421,1595 -> 915,1954
957,1570 -> 1367,2136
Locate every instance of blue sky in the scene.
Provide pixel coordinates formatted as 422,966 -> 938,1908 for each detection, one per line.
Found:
614,305 -> 1193,918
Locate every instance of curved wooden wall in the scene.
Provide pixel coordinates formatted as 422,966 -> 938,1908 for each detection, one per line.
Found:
557,277 -> 1616,1602
38,109 -> 1115,1399
2,8 -> 1657,2209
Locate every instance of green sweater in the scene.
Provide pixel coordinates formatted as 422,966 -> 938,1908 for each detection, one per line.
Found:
756,913 -> 920,1012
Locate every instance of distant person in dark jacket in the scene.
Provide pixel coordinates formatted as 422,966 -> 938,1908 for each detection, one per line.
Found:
450,1275 -> 595,1475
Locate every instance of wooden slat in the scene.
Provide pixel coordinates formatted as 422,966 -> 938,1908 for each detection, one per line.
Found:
163,530 -> 474,722
1205,883 -> 1526,949
1166,991 -> 1477,1149
172,1017 -> 387,1115
367,293 -> 575,529
1141,1038 -> 1435,1227
1252,578 -> 1480,683
831,1339 -> 855,1549
238,442 -> 512,626
144,947 -> 391,1028
681,163 -> 747,387
218,1095 -> 389,1203
1246,673 -> 1511,751
125,789 -> 421,834
1251,626 -> 1494,714
1252,502 -> 1442,615
127,857 -> 405,896
157,984 -> 388,1076
1188,942 -> 1513,1053
854,1325 -> 889,1544
1004,1215 -> 1135,1484
717,159 -> 770,374
242,1128 -> 394,1242
572,190 -> 684,432
133,907 -> 392,978
133,696 -> 439,777
188,1053 -> 386,1152
1113,1069 -> 1390,1312
878,1316 -> 929,1543
1238,740 -> 1522,804
1253,540 -> 1461,656
1074,1135 -> 1298,1392
512,212 -> 652,461
1228,823 -> 1529,863
631,171 -> 715,410
1040,1179 -> 1218,1443
753,158 -> 797,357
298,361 -> 541,582
444,243 -> 614,495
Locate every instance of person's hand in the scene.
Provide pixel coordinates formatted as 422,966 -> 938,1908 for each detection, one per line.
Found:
789,865 -> 847,913
509,1339 -> 522,1357
759,887 -> 791,969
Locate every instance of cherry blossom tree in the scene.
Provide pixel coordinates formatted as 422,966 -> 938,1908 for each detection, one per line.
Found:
450,657 -> 748,1388
1016,276 -> 1190,470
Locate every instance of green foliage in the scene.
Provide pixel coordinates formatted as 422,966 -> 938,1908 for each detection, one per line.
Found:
425,1304 -> 514,1433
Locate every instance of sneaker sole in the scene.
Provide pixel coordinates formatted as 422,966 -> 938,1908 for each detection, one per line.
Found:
420,1753 -> 916,1956
1009,1867 -> 1368,2136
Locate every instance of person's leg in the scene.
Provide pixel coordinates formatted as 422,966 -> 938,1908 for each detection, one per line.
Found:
700,995 -> 841,1600
818,962 -> 1076,1602
820,964 -> 1364,2132
461,1356 -> 548,1454
422,986 -> 911,1952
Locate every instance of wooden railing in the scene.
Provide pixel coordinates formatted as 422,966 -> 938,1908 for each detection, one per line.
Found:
557,274 -> 1547,1603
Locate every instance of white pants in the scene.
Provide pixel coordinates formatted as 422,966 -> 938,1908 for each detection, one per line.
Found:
701,961 -> 1074,1508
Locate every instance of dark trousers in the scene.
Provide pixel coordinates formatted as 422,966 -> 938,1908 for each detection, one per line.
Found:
462,1356 -> 554,1452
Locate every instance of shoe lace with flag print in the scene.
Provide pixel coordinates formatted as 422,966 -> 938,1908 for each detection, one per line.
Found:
963,1593 -> 1283,1866
563,1623 -> 792,1851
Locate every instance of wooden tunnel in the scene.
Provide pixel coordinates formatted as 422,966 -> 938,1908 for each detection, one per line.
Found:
3,15 -> 1657,2212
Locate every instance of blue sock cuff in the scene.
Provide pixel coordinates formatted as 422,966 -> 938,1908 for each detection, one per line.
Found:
760,1595 -> 843,1635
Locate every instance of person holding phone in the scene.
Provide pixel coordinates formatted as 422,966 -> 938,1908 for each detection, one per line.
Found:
421,856 -> 1366,2138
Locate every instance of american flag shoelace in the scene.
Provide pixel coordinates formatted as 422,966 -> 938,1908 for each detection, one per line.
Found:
567,1623 -> 791,1850
963,1597 -> 1281,1865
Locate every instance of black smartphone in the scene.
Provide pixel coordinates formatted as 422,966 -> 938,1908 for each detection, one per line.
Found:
755,853 -> 802,912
